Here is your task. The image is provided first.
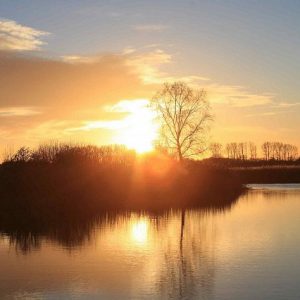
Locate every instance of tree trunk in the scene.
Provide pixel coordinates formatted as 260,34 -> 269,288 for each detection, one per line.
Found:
177,141 -> 183,162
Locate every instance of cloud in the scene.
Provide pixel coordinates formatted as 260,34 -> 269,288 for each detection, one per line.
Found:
162,75 -> 211,86
246,111 -> 286,118
61,55 -> 100,64
0,106 -> 41,117
0,50 -> 151,147
276,102 -> 300,108
108,99 -> 149,113
0,51 -> 147,110
125,48 -> 172,84
206,84 -> 274,107
68,99 -> 151,131
69,120 -> 122,132
133,24 -> 168,32
122,47 -> 209,85
123,48 -> 274,108
122,47 -> 137,55
0,47 -> 285,149
0,19 -> 49,51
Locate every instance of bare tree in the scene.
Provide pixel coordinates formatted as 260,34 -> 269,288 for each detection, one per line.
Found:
209,142 -> 223,158
261,141 -> 298,161
225,143 -> 232,159
272,142 -> 283,160
152,82 -> 213,161
286,144 -> 298,160
262,142 -> 272,160
248,142 -> 257,160
237,142 -> 247,160
226,143 -> 239,159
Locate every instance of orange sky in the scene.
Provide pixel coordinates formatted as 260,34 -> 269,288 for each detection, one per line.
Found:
0,49 -> 299,155
0,2 -> 299,155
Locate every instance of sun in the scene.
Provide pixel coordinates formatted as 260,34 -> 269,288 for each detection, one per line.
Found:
113,99 -> 159,153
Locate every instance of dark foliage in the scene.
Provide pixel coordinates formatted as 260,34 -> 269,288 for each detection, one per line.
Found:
202,157 -> 300,183
0,144 -> 244,229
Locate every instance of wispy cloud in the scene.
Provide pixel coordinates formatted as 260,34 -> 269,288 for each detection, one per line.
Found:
68,120 -> 122,131
69,99 -> 151,132
162,75 -> 211,86
123,47 -> 274,107
206,84 -> 274,107
0,19 -> 49,51
126,48 -> 172,84
124,49 -> 207,85
61,47 -> 210,86
122,46 -> 137,55
0,47 -> 290,148
0,106 -> 41,117
61,55 -> 99,64
246,111 -> 285,118
0,51 -> 143,109
108,99 -> 150,113
276,102 -> 300,108
133,24 -> 168,32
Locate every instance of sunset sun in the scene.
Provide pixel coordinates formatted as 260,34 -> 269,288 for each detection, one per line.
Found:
113,99 -> 159,153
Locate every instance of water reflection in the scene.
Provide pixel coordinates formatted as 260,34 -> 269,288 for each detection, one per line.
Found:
131,219 -> 149,245
1,186 -> 300,299
0,207 -> 229,299
157,210 -> 216,299
1,219 -> 99,254
0,201 -> 236,256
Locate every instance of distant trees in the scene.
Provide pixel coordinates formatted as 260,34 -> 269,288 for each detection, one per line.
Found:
225,142 -> 247,160
261,142 -> 272,160
209,143 -> 223,158
152,82 -> 213,161
262,142 -> 298,161
248,142 -> 257,160
210,141 -> 298,161
226,143 -> 238,159
237,142 -> 248,160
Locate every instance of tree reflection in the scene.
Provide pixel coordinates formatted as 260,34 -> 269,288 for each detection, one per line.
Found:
0,215 -> 117,254
0,200 -> 239,300
156,209 -> 218,299
0,200 -> 237,262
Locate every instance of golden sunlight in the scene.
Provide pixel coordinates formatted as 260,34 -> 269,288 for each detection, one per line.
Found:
112,99 -> 159,153
131,219 -> 149,244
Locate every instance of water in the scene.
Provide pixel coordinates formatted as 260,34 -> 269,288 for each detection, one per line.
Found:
1,184 -> 300,299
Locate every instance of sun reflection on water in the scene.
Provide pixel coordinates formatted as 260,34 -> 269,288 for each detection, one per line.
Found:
131,219 -> 149,245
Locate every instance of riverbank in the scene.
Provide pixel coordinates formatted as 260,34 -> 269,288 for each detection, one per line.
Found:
229,166 -> 300,184
200,158 -> 300,183
2,145 -> 299,230
0,149 -> 244,229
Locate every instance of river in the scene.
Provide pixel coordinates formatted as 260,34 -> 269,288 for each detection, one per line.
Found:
1,184 -> 300,299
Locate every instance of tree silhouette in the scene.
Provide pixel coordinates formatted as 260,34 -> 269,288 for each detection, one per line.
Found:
152,82 -> 212,161
209,142 -> 223,158
249,142 -> 257,160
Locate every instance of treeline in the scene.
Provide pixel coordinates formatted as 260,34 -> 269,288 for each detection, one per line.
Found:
0,143 -> 244,227
2,143 -> 136,166
261,142 -> 298,161
209,141 -> 299,161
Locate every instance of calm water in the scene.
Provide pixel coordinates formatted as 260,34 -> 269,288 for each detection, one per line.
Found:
1,184 -> 300,299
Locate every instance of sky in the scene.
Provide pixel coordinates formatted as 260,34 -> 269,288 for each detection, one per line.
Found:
0,0 -> 299,154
